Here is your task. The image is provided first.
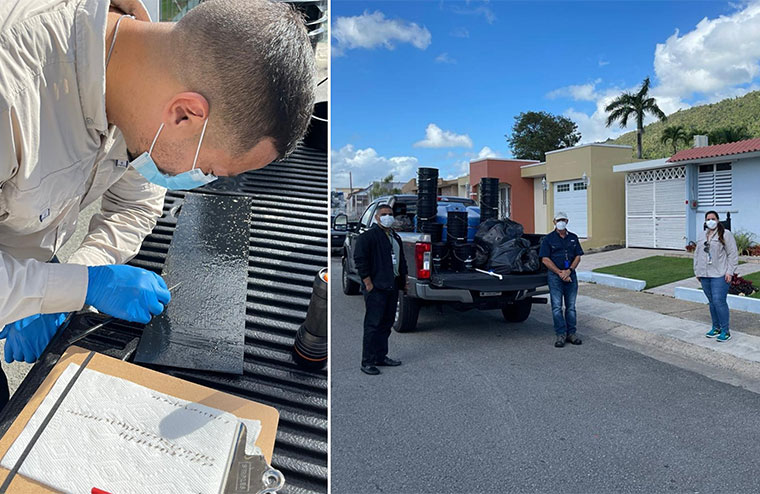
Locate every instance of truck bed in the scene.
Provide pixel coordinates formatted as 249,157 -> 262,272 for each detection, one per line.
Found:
430,270 -> 548,292
0,145 -> 328,494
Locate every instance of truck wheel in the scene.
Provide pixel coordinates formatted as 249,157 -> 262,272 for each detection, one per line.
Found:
502,300 -> 532,323
342,258 -> 361,295
394,293 -> 420,333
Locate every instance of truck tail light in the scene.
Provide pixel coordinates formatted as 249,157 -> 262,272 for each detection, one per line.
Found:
415,242 -> 432,279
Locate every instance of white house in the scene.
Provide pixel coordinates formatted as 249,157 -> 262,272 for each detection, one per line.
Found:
614,137 -> 760,249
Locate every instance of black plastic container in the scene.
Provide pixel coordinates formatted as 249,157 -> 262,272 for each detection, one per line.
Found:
420,221 -> 443,243
293,268 -> 328,369
417,168 -> 439,228
432,242 -> 450,272
480,177 -> 499,223
451,242 -> 475,272
446,211 -> 468,244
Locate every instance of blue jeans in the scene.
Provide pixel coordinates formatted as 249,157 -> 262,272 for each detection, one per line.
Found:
700,277 -> 730,331
547,271 -> 578,335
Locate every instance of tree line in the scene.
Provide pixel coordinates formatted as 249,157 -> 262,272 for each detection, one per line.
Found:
507,77 -> 756,161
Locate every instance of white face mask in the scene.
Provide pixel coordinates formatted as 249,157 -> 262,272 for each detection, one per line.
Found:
705,220 -> 718,230
556,221 -> 567,231
379,215 -> 395,228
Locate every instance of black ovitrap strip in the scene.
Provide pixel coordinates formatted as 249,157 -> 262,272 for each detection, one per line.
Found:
0,351 -> 96,493
134,193 -> 252,374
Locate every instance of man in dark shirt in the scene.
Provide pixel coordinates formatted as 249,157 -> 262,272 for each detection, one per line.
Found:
538,212 -> 584,348
353,204 -> 408,375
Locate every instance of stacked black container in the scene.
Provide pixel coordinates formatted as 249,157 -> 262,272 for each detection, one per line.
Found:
448,211 -> 473,271
416,167 -> 439,234
417,167 -> 449,271
480,177 -> 499,223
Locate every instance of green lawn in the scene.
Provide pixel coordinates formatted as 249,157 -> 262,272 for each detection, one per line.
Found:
742,272 -> 760,299
593,256 -> 696,289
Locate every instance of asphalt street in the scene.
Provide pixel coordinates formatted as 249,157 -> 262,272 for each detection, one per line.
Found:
330,260 -> 760,493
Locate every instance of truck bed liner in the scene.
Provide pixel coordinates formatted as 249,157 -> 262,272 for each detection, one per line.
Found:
0,145 -> 328,494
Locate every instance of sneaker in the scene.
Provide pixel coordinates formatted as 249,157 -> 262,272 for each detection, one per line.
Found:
566,333 -> 582,345
554,334 -> 566,348
716,330 -> 731,342
705,327 -> 721,338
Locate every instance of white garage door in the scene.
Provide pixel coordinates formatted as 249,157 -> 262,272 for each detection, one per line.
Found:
554,180 -> 587,238
626,167 -> 686,250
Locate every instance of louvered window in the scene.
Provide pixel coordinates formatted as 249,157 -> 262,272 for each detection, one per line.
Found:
697,163 -> 732,208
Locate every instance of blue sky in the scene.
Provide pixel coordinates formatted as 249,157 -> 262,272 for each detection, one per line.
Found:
331,0 -> 760,189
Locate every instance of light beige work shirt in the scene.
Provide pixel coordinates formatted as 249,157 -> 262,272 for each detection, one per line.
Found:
0,0 -> 165,326
693,228 -> 739,279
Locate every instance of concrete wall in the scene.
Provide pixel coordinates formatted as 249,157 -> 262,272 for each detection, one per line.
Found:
533,178 -> 548,234
457,176 -> 470,199
470,159 -> 537,232
544,144 -> 632,249
687,156 -> 760,242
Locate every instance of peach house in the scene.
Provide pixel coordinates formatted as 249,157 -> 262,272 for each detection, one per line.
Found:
469,158 -> 539,233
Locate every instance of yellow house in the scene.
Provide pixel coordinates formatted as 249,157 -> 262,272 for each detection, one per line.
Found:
520,143 -> 635,250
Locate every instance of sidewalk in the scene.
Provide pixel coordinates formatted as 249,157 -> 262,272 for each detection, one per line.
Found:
579,283 -> 760,337
537,283 -> 760,392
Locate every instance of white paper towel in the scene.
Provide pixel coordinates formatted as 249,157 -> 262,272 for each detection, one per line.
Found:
1,364 -> 262,494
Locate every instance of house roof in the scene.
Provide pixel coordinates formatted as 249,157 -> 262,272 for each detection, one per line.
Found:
612,158 -> 670,173
668,137 -> 760,163
544,143 -> 631,156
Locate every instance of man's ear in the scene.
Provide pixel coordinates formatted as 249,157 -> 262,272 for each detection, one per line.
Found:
163,92 -> 209,131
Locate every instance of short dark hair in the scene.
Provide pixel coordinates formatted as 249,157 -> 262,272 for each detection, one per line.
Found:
376,204 -> 393,213
172,0 -> 316,158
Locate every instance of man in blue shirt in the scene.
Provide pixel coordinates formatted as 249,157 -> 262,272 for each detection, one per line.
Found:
538,212 -> 584,348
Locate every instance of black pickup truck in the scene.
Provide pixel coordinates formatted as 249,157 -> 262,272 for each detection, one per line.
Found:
338,195 -> 549,332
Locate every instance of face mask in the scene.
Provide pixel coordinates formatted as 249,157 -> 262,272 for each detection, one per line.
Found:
379,215 -> 395,228
130,119 -> 217,190
706,220 -> 718,230
556,221 -> 567,231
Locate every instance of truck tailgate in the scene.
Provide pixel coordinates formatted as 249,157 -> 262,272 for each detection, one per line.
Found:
430,271 -> 548,292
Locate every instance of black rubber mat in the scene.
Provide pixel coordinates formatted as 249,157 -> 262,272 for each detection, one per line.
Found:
0,145 -> 328,494
134,193 -> 252,374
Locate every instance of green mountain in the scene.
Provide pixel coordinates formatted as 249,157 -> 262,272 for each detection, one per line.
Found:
607,90 -> 760,159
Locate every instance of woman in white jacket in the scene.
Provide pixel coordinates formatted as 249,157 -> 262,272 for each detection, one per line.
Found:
694,211 -> 739,342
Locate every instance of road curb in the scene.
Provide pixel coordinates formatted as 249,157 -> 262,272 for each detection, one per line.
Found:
578,271 -> 646,291
674,287 -> 760,314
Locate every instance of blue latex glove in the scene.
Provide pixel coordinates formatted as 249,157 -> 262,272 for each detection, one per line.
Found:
85,265 -> 171,324
0,313 -> 68,363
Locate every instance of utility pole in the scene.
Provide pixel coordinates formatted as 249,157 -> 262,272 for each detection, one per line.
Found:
349,172 -> 353,218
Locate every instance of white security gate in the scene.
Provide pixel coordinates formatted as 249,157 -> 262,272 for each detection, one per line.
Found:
626,166 -> 686,250
498,184 -> 511,219
554,180 -> 587,238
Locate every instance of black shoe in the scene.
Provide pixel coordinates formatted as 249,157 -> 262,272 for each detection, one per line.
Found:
375,357 -> 402,366
361,365 -> 380,375
554,334 -> 566,348
566,333 -> 582,345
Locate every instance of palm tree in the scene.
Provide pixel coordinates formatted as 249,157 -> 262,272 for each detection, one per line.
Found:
605,77 -> 667,159
660,125 -> 689,155
708,126 -> 753,145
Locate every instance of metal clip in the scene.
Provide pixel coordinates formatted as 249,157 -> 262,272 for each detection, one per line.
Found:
223,423 -> 285,493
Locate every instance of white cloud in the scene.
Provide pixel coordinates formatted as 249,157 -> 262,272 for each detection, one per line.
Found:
331,145 -> 419,189
451,2 -> 496,24
414,124 -> 473,148
549,1 -> 760,145
546,80 -> 601,101
332,11 -> 432,56
450,27 -> 470,38
654,1 -> 760,100
598,58 -> 609,67
473,146 -> 502,160
435,52 -> 456,64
